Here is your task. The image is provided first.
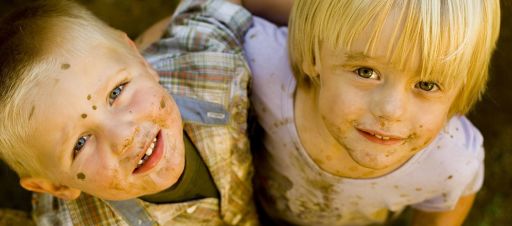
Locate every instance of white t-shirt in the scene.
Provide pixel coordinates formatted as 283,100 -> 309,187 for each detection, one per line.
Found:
244,17 -> 485,226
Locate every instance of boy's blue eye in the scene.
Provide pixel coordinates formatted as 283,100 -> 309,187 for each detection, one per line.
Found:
73,135 -> 89,158
415,81 -> 440,92
355,67 -> 379,79
109,83 -> 125,105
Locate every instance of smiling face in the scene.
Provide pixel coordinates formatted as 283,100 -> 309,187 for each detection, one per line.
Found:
25,42 -> 185,200
313,44 -> 458,171
296,14 -> 461,176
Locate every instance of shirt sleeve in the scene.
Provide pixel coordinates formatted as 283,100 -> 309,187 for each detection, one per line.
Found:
459,117 -> 485,195
155,0 -> 252,54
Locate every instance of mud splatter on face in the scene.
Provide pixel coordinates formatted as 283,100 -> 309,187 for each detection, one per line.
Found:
160,97 -> 166,109
87,95 -> 91,100
153,118 -> 169,129
28,106 -> 35,121
76,172 -> 86,180
325,155 -> 333,161
92,105 -> 97,110
109,169 -> 127,191
81,113 -> 87,119
61,63 -> 70,70
120,127 -> 139,152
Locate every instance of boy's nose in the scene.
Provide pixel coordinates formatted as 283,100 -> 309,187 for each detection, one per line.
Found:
370,85 -> 408,122
101,119 -> 140,156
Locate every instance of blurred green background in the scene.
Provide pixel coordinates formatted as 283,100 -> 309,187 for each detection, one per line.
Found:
0,0 -> 511,225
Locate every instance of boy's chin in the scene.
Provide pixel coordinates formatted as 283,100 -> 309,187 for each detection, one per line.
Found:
348,151 -> 401,170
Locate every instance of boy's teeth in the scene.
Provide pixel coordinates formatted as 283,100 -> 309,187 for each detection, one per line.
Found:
373,134 -> 390,140
137,137 -> 158,168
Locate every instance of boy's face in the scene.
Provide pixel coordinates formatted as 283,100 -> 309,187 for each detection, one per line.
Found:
312,23 -> 460,171
26,41 -> 185,200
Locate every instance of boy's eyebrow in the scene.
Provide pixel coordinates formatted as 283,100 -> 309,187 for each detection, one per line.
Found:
344,52 -> 387,63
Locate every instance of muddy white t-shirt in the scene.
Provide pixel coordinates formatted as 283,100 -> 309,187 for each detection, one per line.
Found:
244,17 -> 484,226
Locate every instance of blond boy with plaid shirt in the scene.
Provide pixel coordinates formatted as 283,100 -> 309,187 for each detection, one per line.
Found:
0,0 -> 258,225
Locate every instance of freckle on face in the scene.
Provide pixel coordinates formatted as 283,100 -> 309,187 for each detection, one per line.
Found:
160,97 -> 166,109
61,63 -> 70,70
81,113 -> 87,119
76,172 -> 86,180
87,95 -> 91,100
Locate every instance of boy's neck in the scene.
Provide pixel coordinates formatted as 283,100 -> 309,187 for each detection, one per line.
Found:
294,82 -> 412,179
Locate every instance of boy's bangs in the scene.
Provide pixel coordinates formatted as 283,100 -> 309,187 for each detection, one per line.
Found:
320,0 -> 483,90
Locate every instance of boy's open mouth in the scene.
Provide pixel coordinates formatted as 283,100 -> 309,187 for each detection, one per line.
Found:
356,128 -> 404,145
133,130 -> 163,174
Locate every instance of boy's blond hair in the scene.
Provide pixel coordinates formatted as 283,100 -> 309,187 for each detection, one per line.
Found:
289,0 -> 500,115
0,0 -> 135,178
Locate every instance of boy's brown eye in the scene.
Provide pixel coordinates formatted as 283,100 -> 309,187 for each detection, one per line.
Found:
355,67 -> 379,79
415,81 -> 439,92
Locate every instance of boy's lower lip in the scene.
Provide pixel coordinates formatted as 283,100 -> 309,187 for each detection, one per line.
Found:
133,130 -> 164,174
357,129 -> 404,145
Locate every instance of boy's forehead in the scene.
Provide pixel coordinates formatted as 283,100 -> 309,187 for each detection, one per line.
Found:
322,11 -> 455,83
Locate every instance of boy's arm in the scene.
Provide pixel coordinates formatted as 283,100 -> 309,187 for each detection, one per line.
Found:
242,0 -> 293,25
411,193 -> 476,226
136,0 -> 245,51
135,16 -> 171,51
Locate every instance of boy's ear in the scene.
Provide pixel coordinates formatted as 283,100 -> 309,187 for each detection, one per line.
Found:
302,61 -> 320,78
20,177 -> 81,200
301,45 -> 323,79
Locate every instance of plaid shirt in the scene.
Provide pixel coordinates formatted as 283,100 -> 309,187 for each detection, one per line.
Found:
33,0 -> 257,225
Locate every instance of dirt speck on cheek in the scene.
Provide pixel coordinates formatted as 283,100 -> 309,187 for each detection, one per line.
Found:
346,166 -> 356,172
122,136 -> 134,151
160,97 -> 166,109
76,172 -> 86,180
152,118 -> 168,129
108,169 -> 127,191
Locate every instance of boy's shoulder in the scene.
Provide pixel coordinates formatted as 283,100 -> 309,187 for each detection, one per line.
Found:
146,0 -> 252,55
410,116 -> 484,190
439,116 -> 484,157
